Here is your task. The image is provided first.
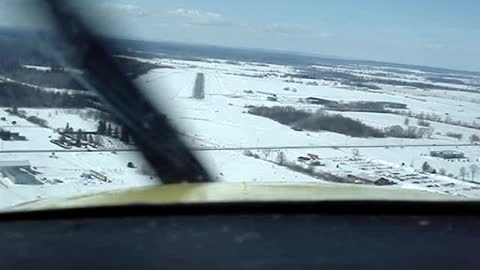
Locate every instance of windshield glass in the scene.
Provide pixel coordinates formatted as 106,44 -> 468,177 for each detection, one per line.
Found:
1,0 -> 480,211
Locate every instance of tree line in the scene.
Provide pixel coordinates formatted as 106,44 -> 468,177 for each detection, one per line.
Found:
423,161 -> 480,182
62,120 -> 131,147
113,57 -> 170,79
397,110 -> 480,131
4,67 -> 86,90
248,106 -> 435,139
97,120 -> 131,144
0,81 -> 98,108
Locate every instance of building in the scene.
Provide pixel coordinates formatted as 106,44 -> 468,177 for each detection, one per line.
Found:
90,170 -> 109,182
305,97 -> 337,105
375,178 -> 397,186
267,96 -> 278,101
0,129 -> 27,141
347,174 -> 396,186
297,156 -> 310,162
378,102 -> 408,109
0,160 -> 42,185
430,150 -> 465,159
347,173 -> 376,184
257,91 -> 277,96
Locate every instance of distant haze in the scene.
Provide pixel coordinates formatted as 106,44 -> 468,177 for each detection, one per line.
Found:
0,0 -> 479,72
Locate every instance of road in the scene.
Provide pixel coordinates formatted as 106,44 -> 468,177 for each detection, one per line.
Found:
192,73 -> 205,99
0,143 -> 478,154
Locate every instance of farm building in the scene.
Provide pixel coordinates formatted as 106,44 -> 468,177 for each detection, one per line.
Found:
430,150 -> 465,159
0,160 -> 42,185
347,174 -> 396,186
375,177 -> 397,186
378,102 -> 408,109
267,96 -> 278,101
347,173 -> 376,184
90,170 -> 109,182
297,156 -> 310,162
0,129 -> 27,141
305,97 -> 337,105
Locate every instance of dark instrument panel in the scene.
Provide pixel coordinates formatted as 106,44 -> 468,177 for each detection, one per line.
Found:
0,202 -> 478,270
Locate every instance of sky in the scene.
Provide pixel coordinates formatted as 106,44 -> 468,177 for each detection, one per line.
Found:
1,0 -> 480,71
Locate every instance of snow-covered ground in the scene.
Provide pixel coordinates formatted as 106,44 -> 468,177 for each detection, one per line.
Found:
2,55 -> 480,209
21,108 -> 99,131
135,57 -> 480,198
0,152 -> 158,208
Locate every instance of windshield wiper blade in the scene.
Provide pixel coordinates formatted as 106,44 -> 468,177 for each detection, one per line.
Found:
42,0 -> 212,184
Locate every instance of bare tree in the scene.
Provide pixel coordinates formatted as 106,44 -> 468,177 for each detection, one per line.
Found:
406,126 -> 418,138
276,151 -> 287,165
352,149 -> 360,159
243,150 -> 254,157
243,150 -> 259,159
417,119 -> 431,127
469,164 -> 479,181
460,167 -> 468,180
94,135 -> 104,147
261,149 -> 272,160
385,125 -> 404,137
445,115 -> 452,124
88,134 -> 94,144
446,132 -> 463,140
422,161 -> 432,172
469,134 -> 480,143
418,127 -> 434,139
75,129 -> 82,147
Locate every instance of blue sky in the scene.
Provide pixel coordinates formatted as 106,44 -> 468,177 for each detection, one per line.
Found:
1,0 -> 480,71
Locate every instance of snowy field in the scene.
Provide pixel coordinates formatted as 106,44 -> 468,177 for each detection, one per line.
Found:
135,57 -> 480,198
2,55 -> 480,209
